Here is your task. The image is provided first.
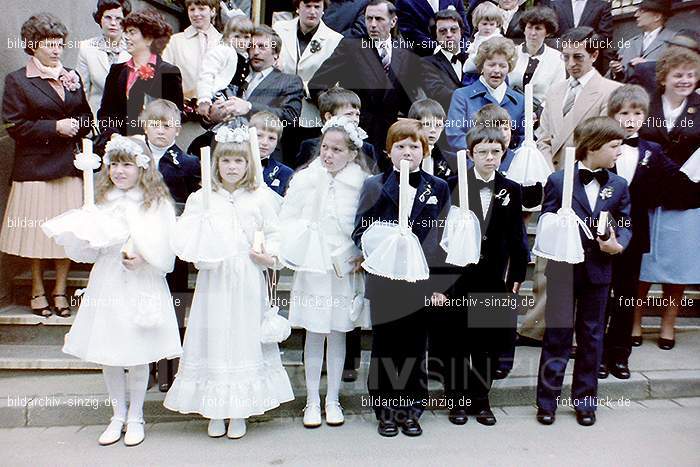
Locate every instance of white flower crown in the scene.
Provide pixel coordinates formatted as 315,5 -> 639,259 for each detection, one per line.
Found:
321,116 -> 367,150
103,136 -> 151,169
215,126 -> 250,144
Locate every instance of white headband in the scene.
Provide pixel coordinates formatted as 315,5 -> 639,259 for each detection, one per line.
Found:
321,116 -> 367,150
103,136 -> 151,169
215,126 -> 250,144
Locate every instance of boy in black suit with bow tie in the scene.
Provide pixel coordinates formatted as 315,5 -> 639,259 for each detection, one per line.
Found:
353,119 -> 451,438
432,125 -> 528,427
141,100 -> 200,391
536,117 -> 632,427
250,111 -> 293,196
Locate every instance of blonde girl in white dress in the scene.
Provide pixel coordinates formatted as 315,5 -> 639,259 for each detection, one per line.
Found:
164,126 -> 294,439
279,116 -> 371,428
42,136 -> 182,447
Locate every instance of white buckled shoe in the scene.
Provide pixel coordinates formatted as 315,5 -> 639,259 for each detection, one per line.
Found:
325,402 -> 344,426
123,421 -> 145,447
208,419 -> 226,438
98,418 -> 125,446
303,404 -> 322,428
227,418 -> 247,439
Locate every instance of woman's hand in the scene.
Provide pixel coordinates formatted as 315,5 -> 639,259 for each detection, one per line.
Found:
431,292 -> 448,307
250,249 -> 276,268
122,253 -> 145,270
56,118 -> 79,137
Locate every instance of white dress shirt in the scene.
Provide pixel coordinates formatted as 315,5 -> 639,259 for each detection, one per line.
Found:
572,0 -> 588,27
479,76 -> 507,104
564,67 -> 596,109
244,66 -> 274,99
579,161 -> 602,211
662,95 -> 687,130
440,48 -> 463,81
148,143 -> 168,167
642,26 -> 662,52
616,134 -> 640,184
474,168 -> 495,216
427,0 -> 440,13
375,37 -> 393,64
499,6 -> 519,32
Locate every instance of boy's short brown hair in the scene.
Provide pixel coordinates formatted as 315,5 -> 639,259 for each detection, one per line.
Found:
250,111 -> 283,138
318,87 -> 361,118
139,99 -> 181,127
386,119 -> 429,157
185,0 -> 218,10
607,85 -> 650,118
466,125 -> 507,155
573,117 -> 625,161
473,103 -> 512,128
471,1 -> 503,29
223,15 -> 254,40
408,98 -> 446,121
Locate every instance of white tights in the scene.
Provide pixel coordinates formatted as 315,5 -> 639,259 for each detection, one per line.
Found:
304,330 -> 346,406
102,364 -> 149,423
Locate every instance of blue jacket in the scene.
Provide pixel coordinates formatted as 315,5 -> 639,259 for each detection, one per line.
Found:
156,143 -> 201,206
542,162 -> 632,285
445,79 -> 525,156
262,157 -> 293,196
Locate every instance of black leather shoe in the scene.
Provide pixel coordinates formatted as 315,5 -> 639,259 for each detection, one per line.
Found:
475,408 -> 496,426
536,408 -> 555,425
448,408 -> 468,425
576,411 -> 596,426
597,362 -> 609,379
342,369 -> 358,382
493,368 -> 510,380
515,333 -> 543,347
377,420 -> 399,437
657,338 -> 675,350
631,335 -> 642,347
610,362 -> 631,379
400,418 -> 423,436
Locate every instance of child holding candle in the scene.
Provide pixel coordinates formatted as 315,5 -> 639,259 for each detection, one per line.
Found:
434,125 -> 528,426
279,116 -> 371,428
42,136 -> 182,446
164,127 -> 294,440
352,119 -> 451,438
535,117 -> 632,427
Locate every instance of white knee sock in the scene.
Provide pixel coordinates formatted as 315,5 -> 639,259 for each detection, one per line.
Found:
304,331 -> 325,406
126,364 -> 149,423
325,331 -> 346,405
102,366 -> 127,422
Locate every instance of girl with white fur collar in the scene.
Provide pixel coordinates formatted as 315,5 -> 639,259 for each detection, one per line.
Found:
279,116 -> 371,428
42,136 -> 182,447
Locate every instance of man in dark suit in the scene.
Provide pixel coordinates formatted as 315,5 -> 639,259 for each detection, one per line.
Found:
324,0 -> 370,37
432,126 -> 528,427
396,0 -> 469,56
536,117 -> 632,427
309,0 -> 424,172
422,9 -> 466,112
209,25 -> 304,130
551,0 -> 613,73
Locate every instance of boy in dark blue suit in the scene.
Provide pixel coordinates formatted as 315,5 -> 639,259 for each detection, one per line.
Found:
433,126 -> 529,426
250,111 -> 293,196
408,98 -> 454,181
600,85 -> 700,378
141,100 -> 201,391
352,119 -> 451,437
296,87 -> 380,172
536,117 -> 632,427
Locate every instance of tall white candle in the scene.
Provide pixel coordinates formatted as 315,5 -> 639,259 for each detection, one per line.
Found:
82,138 -> 94,208
562,147 -> 575,210
248,127 -> 264,182
524,83 -> 534,143
457,150 -> 469,211
201,146 -> 211,210
399,159 -> 409,231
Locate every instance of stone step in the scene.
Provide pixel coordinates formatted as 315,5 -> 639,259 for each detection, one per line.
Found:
2,328 -> 699,428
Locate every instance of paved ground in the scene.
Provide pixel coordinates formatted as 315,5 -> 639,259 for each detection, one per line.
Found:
2,399 -> 699,467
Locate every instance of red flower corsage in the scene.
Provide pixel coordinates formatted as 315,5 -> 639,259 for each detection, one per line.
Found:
137,64 -> 155,81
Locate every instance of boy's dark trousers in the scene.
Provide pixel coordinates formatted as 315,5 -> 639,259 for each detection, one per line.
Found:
156,257 -> 189,390
344,328 -> 362,372
536,262 -> 609,413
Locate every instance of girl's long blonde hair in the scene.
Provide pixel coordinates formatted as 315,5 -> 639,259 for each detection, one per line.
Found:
95,136 -> 173,209
211,141 -> 259,192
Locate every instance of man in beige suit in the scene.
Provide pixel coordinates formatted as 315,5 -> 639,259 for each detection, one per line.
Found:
520,27 -> 622,344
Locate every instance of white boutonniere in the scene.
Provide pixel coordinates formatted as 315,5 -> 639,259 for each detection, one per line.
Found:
495,188 -> 510,206
419,183 -> 433,203
168,149 -> 179,166
426,196 -> 438,205
600,186 -> 614,200
640,150 -> 651,167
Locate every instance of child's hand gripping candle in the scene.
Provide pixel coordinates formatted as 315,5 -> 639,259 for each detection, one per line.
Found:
200,146 -> 212,210
74,138 -> 101,209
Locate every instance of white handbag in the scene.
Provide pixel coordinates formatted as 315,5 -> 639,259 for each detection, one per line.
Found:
260,268 -> 292,344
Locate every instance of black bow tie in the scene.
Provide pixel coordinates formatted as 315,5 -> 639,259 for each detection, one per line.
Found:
579,168 -> 608,186
395,170 -> 422,188
450,52 -> 467,64
261,158 -> 270,168
474,178 -> 494,191
623,136 -> 639,147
